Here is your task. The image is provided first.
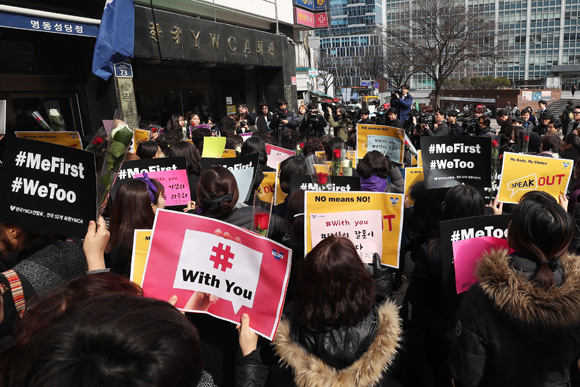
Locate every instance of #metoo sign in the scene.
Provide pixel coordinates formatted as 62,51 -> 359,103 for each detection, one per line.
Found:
0,137 -> 96,238
141,210 -> 291,340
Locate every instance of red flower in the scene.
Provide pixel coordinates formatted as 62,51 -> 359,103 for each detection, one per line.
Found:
491,140 -> 498,147
317,172 -> 328,185
333,149 -> 341,159
300,142 -> 304,148
92,137 -> 104,146
524,135 -> 530,141
254,213 -> 270,230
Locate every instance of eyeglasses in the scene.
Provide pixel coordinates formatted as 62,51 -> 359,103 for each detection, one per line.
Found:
0,283 -> 7,297
574,111 -> 580,114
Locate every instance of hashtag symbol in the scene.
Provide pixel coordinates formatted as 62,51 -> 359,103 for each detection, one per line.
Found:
451,230 -> 460,242
118,169 -> 127,179
209,243 -> 235,272
11,177 -> 23,193
15,151 -> 26,167
429,144 -> 435,154
430,160 -> 436,169
300,183 -> 307,190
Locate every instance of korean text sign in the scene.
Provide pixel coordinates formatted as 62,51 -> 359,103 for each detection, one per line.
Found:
15,131 -> 83,149
356,124 -> 405,164
134,169 -> 190,206
420,136 -> 491,189
498,152 -> 573,204
112,157 -> 187,198
305,191 -> 404,268
0,137 -> 97,238
266,144 -> 295,170
141,210 -> 291,340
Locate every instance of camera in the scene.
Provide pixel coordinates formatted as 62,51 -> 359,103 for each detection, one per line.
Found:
391,88 -> 403,98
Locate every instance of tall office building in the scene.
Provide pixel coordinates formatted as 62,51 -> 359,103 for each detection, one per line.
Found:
314,0 -> 385,88
384,0 -> 580,90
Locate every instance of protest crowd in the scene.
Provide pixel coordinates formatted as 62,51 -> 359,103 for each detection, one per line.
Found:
3,92 -> 580,387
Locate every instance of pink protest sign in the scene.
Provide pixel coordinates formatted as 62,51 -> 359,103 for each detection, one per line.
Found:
134,169 -> 190,206
141,210 -> 292,340
452,236 -> 511,294
266,144 -> 295,170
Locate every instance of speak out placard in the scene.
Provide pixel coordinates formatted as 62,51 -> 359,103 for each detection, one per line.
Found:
134,169 -> 190,206
112,157 -> 187,198
404,167 -> 424,206
201,153 -> 260,203
0,137 -> 97,238
498,152 -> 573,204
290,175 -> 361,194
420,136 -> 491,189
305,191 -> 404,268
256,172 -> 276,204
266,144 -> 295,170
356,124 -> 405,163
140,210 -> 292,340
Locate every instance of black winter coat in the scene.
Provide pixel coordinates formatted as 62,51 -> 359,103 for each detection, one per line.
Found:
451,250 -> 580,387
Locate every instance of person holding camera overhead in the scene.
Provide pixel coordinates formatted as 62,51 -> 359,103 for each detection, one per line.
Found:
390,84 -> 414,125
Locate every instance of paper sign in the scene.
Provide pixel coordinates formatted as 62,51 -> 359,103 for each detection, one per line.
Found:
134,169 -> 190,206
15,131 -> 83,149
440,215 -> 510,286
315,151 -> 327,161
112,157 -> 187,199
131,229 -> 152,286
404,167 -> 424,206
356,124 -> 405,163
201,153 -> 260,203
305,191 -> 404,267
202,137 -> 227,158
266,144 -> 296,170
290,175 -> 361,194
417,150 -> 422,167
367,135 -> 403,165
420,136 -> 491,189
310,210 -> 383,263
256,172 -> 276,204
222,149 -> 237,158
453,236 -> 510,294
314,164 -> 330,174
274,162 -> 287,205
498,152 -> 573,204
133,128 -> 151,151
0,137 -> 97,238
141,210 -> 292,340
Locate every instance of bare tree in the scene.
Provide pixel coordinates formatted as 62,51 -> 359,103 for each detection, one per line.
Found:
386,0 -> 497,106
317,70 -> 334,95
361,36 -> 415,88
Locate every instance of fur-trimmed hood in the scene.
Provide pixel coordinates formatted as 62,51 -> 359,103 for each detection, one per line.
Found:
476,249 -> 580,332
273,300 -> 401,387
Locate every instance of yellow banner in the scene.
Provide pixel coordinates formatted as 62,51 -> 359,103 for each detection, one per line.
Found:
274,162 -> 287,205
417,150 -> 422,167
202,137 -> 227,158
222,149 -> 237,158
404,167 -> 424,206
346,150 -> 357,168
256,172 -> 276,204
305,191 -> 404,268
498,152 -> 573,204
315,151 -> 327,161
130,229 -> 152,287
133,129 -> 151,150
356,124 -> 405,163
15,131 -> 83,149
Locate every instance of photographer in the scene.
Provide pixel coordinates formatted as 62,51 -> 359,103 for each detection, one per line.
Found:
424,109 -> 449,136
300,102 -> 327,139
390,84 -> 414,125
270,99 -> 299,135
385,108 -> 404,129
447,110 -> 461,135
358,108 -> 373,124
327,105 -> 349,141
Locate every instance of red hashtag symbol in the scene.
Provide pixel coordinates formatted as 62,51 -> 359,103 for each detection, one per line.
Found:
209,243 -> 235,272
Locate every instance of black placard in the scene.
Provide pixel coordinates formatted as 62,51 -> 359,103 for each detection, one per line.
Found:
420,136 -> 491,189
440,215 -> 510,285
0,137 -> 97,238
111,157 -> 187,198
290,175 -> 361,194
201,153 -> 260,203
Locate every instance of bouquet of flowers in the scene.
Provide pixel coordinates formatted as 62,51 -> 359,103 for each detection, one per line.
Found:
97,123 -> 134,208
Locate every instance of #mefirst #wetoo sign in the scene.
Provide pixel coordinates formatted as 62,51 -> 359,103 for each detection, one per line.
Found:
0,137 -> 97,238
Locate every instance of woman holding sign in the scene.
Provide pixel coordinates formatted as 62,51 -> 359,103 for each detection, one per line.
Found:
451,191 -> 580,386
273,236 -> 402,386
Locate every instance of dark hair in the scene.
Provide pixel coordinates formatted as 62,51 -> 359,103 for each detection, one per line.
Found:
360,108 -> 370,115
441,185 -> 485,221
521,108 -> 532,117
285,189 -> 305,240
496,109 -> 508,117
292,236 -> 375,331
165,113 -> 183,131
508,191 -> 573,290
169,141 -> 201,175
188,112 -> 201,126
156,130 -> 183,157
387,108 -> 397,115
324,137 -> 344,160
136,141 -> 159,160
539,99 -> 547,105
197,166 -> 239,218
303,137 -> 324,157
356,150 -> 390,179
540,133 -> 562,153
549,119 -> 562,129
307,102 -> 317,110
1,294 -> 203,387
281,130 -> 300,151
258,101 -> 269,112
191,127 -> 212,155
220,116 -> 237,137
434,109 -> 445,116
107,179 -> 163,272
402,84 -> 410,90
477,115 -> 491,127
241,136 -> 267,166
564,133 -> 580,149
279,156 -> 307,194
277,99 -> 287,107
